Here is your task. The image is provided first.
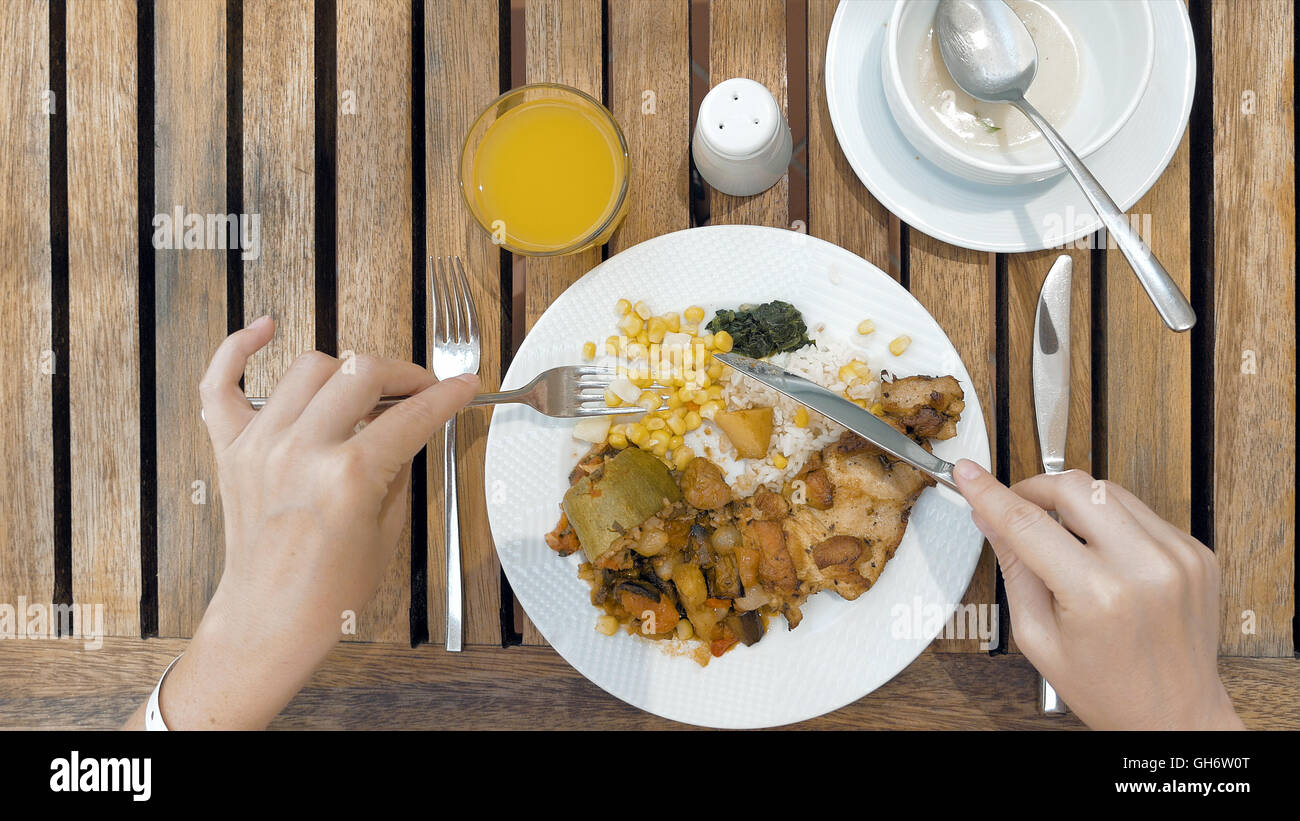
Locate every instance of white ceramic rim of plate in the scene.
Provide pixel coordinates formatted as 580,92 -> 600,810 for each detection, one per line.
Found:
825,0 -> 1195,253
483,225 -> 993,728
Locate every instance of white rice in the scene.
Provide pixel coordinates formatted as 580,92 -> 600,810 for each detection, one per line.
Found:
686,331 -> 881,495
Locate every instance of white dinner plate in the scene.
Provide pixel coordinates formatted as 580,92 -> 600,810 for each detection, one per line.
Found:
824,0 -> 1195,252
483,226 -> 992,728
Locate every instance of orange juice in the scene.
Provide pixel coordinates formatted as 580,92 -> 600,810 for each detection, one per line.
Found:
468,94 -> 627,254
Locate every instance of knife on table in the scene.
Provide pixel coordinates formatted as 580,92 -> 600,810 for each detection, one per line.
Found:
1032,254 -> 1073,715
713,352 -> 959,491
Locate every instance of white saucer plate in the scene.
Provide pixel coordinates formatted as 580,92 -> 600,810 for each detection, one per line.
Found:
825,0 -> 1195,253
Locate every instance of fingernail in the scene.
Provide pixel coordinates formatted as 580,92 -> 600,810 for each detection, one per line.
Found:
247,314 -> 270,329
454,372 -> 480,386
954,459 -> 983,482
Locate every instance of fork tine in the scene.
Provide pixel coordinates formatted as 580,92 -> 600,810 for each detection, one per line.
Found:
453,256 -> 478,346
431,256 -> 451,344
573,406 -> 649,418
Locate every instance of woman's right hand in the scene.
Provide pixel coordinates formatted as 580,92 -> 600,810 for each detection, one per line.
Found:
953,459 -> 1243,730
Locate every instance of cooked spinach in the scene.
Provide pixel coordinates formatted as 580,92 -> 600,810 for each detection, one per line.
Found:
706,300 -> 812,358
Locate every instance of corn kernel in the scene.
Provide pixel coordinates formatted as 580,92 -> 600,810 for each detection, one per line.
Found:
794,406 -> 809,428
651,443 -> 669,459
666,393 -> 684,410
852,360 -> 873,379
772,453 -> 788,469
596,615 -> 619,635
700,399 -> 724,419
707,362 -> 723,381
712,330 -> 734,353
837,364 -> 858,384
635,332 -> 649,347
675,617 -> 694,639
706,385 -> 724,401
607,432 -> 628,449
618,313 -> 643,337
699,331 -> 715,350
646,317 -> 667,344
615,298 -> 631,316
677,385 -> 695,404
582,341 -> 596,360
857,319 -> 875,335
664,312 -> 681,333
627,423 -> 650,447
610,423 -> 627,436
889,335 -> 911,356
669,434 -> 684,449
684,410 -> 702,431
684,305 -> 705,323
634,390 -> 660,412
645,416 -> 666,431
634,300 -> 652,320
604,388 -> 622,407
869,402 -> 885,416
605,335 -> 621,356
666,415 -> 686,436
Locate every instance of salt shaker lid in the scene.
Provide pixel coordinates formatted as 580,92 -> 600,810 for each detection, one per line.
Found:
695,78 -> 784,159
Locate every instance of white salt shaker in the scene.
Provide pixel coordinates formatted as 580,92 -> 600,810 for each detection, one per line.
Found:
692,77 -> 793,197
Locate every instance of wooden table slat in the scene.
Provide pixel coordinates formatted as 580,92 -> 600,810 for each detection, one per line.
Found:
807,0 -> 892,274
0,0 -> 55,623
706,0 -> 789,229
906,239 -> 998,652
608,0 -> 691,253
153,0 -> 229,638
334,0 -> 413,643
424,0 -> 504,646
68,0 -> 142,637
518,0 -> 604,646
242,0 -> 316,396
1003,245 -> 1093,652
1211,0 -> 1295,656
1102,149 -> 1192,529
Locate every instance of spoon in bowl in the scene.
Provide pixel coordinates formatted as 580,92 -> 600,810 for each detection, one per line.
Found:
936,0 -> 1195,332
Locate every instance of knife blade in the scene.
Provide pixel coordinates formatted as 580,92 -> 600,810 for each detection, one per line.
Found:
1033,255 -> 1072,475
714,352 -> 958,490
1032,254 -> 1072,715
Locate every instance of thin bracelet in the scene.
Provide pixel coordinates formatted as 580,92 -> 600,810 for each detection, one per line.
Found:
145,653 -> 184,731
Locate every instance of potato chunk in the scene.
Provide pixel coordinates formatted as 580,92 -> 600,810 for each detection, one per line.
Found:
714,407 -> 774,459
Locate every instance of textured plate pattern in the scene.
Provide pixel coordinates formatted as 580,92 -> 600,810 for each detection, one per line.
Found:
824,0 -> 1194,252
484,226 -> 991,727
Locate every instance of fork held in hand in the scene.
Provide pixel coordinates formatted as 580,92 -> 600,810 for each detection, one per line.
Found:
242,365 -> 667,417
431,255 -> 480,653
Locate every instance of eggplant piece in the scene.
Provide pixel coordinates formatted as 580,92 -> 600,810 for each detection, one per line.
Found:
615,579 -> 661,603
727,610 -> 766,646
687,522 -> 715,568
562,448 -> 682,562
704,553 -> 742,599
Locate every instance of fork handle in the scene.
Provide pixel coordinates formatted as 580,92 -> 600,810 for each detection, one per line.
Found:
242,386 -> 528,414
444,415 -> 463,652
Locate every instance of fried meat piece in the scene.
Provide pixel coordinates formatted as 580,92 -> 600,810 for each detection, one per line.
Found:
879,375 -> 965,440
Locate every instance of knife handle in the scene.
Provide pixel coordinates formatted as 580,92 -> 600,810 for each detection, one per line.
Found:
1037,505 -> 1069,714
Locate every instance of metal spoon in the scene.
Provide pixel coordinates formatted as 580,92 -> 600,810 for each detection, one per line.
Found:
936,0 -> 1195,332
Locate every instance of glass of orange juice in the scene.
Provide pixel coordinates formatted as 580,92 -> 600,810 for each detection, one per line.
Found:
460,84 -> 630,256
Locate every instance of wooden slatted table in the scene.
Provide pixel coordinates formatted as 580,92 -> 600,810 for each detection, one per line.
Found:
0,0 -> 1294,729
